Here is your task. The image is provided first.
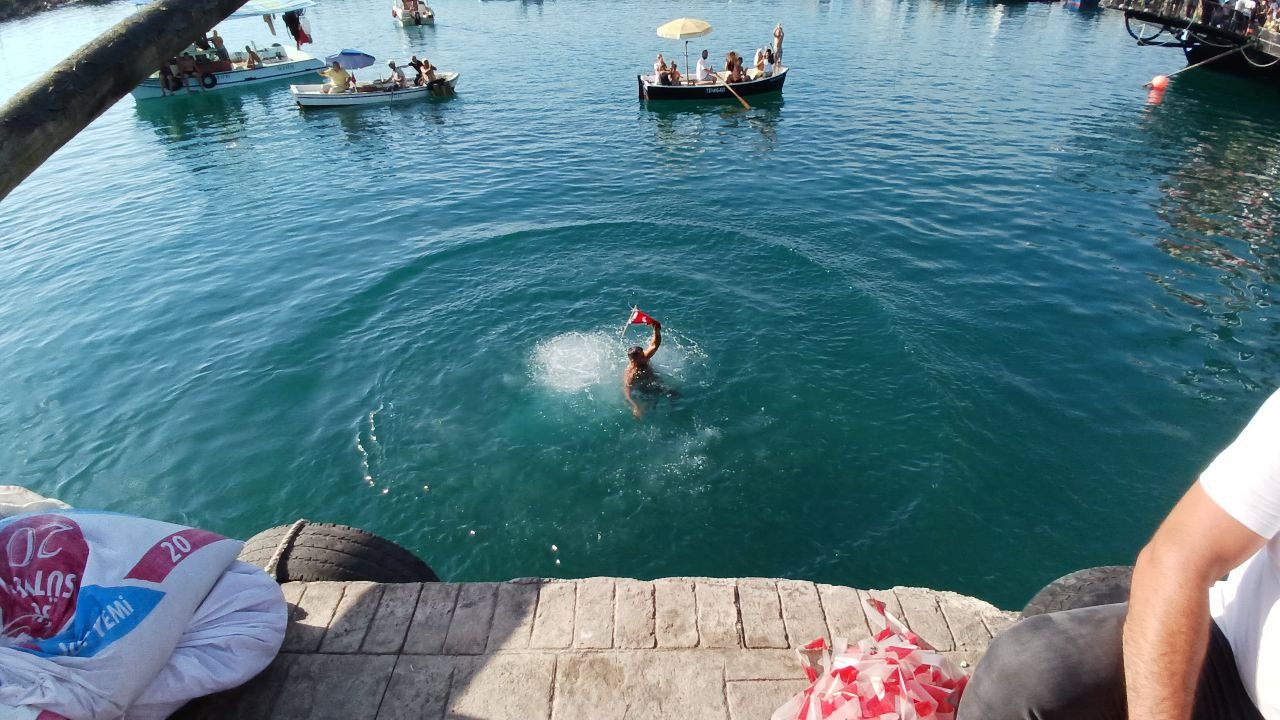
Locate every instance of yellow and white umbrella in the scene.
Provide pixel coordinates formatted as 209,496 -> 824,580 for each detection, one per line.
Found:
656,17 -> 712,39
656,17 -> 712,79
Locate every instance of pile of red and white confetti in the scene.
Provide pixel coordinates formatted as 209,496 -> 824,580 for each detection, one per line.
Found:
771,598 -> 969,720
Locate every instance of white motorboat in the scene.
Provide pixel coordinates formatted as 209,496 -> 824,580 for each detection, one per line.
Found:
132,44 -> 324,100
290,72 -> 459,106
391,0 -> 434,25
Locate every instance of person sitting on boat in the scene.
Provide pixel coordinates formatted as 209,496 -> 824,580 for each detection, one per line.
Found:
243,45 -> 263,69
667,60 -> 683,85
763,48 -> 775,76
387,60 -> 407,90
176,53 -> 199,90
318,60 -> 354,93
724,51 -> 738,77
654,53 -> 671,85
727,55 -> 748,83
695,49 -> 716,84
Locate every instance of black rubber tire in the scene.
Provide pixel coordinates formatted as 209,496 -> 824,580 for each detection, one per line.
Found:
199,72 -> 218,89
238,521 -> 439,583
1022,565 -> 1134,617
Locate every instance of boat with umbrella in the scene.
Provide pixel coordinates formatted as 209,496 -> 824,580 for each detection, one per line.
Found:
290,50 -> 459,106
130,0 -> 325,100
637,18 -> 788,104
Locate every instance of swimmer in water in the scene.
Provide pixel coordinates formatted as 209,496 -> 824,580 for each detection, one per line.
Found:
623,320 -> 662,420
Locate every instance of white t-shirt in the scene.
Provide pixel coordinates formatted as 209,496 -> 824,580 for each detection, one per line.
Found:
1202,389 -> 1280,719
696,57 -> 712,81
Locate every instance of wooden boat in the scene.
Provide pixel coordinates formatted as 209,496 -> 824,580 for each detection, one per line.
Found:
637,67 -> 788,101
392,0 -> 434,25
290,73 -> 459,106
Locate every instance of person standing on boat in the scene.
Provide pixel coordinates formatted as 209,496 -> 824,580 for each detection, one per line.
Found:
773,23 -> 784,64
654,53 -> 670,85
158,60 -> 176,96
318,60 -> 353,93
210,30 -> 230,62
695,49 -> 716,84
623,318 -> 662,421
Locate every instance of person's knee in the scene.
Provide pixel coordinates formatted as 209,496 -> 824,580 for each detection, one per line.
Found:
957,606 -> 1126,720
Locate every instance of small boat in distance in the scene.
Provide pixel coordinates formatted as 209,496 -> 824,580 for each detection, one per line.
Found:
132,44 -> 324,100
392,0 -> 434,25
291,72 -> 459,106
638,67 -> 788,101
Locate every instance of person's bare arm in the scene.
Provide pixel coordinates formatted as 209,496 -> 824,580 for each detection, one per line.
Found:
622,369 -> 642,419
1124,482 -> 1266,720
643,323 -> 662,359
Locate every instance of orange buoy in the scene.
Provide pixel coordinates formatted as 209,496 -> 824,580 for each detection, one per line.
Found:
1150,75 -> 1169,90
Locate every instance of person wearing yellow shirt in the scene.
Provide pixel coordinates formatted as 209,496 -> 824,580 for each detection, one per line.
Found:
318,61 -> 353,93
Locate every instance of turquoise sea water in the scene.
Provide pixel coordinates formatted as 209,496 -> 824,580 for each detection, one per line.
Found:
3,0 -> 1279,609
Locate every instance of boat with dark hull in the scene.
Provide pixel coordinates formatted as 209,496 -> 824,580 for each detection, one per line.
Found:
637,68 -> 789,101
1102,0 -> 1280,83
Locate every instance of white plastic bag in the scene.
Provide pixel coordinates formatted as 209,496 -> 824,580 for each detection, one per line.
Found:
0,511 -> 244,719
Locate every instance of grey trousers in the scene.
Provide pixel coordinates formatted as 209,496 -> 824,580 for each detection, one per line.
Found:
956,603 -> 1263,720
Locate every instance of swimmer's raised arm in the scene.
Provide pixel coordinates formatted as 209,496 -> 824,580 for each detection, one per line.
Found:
643,321 -> 662,359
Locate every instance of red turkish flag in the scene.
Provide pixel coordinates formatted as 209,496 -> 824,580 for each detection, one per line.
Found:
629,308 -> 659,326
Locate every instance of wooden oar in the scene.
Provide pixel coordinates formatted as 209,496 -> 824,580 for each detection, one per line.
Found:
716,71 -> 750,110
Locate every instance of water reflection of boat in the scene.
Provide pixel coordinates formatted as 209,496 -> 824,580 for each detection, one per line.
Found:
291,73 -> 459,106
391,0 -> 434,25
638,68 -> 788,102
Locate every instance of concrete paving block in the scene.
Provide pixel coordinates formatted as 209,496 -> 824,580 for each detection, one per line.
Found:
574,578 -> 615,649
614,579 -> 655,649
531,580 -> 576,648
727,680 -> 809,720
777,580 -> 827,649
175,653 -> 295,720
936,592 -> 993,652
363,583 -> 424,654
320,582 -> 384,653
695,580 -> 739,648
488,581 -> 539,651
719,649 -> 804,681
857,588 -> 904,634
447,653 -> 557,720
893,587 -> 955,652
654,578 -> 698,648
443,582 -> 499,655
375,655 -> 455,720
817,583 -> 872,644
738,578 -> 787,649
282,581 -> 346,653
982,610 -> 1021,638
270,653 -> 396,720
403,583 -> 461,655
552,652 -> 726,720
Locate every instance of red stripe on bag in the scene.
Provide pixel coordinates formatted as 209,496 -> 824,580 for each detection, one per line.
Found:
125,529 -> 226,583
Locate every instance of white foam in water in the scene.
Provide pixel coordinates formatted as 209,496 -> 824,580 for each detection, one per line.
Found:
532,329 -> 708,394
533,331 -> 619,392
